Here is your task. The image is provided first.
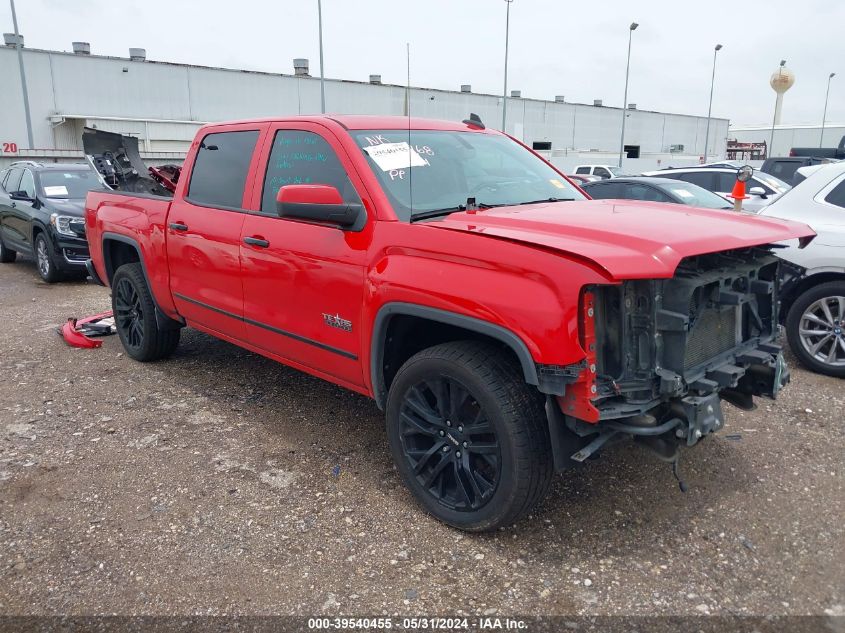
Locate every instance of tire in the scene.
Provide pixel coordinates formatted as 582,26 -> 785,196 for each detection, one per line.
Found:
786,281 -> 845,378
111,262 -> 180,362
385,341 -> 553,531
0,235 -> 16,263
34,233 -> 60,283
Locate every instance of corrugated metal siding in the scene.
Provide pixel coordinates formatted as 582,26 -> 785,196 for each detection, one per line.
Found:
0,46 -> 729,159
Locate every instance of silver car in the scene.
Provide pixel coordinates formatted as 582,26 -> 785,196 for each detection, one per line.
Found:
643,167 -> 791,214
758,162 -> 845,377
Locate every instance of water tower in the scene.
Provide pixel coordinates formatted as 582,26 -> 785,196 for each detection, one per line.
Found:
768,60 -> 795,156
770,60 -> 795,125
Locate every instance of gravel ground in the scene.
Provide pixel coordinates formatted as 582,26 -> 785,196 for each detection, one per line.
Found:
0,256 -> 843,619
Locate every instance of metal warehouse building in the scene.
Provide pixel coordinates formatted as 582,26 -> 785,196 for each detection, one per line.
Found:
0,42 -> 729,170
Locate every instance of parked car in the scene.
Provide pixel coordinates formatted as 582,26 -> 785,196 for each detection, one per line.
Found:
581,176 -> 732,210
84,116 -> 811,531
0,161 -> 102,282
566,174 -> 602,185
572,164 -> 627,179
761,156 -> 837,185
643,166 -> 791,213
757,162 -> 845,377
791,135 -> 845,160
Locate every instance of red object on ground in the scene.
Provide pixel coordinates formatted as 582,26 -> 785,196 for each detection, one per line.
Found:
59,310 -> 114,349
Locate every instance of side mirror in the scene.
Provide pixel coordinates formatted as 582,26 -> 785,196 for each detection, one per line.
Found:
749,186 -> 767,198
276,185 -> 363,229
736,165 -> 754,183
10,191 -> 34,202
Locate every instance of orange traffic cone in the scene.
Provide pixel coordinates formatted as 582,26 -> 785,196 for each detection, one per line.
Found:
729,179 -> 748,212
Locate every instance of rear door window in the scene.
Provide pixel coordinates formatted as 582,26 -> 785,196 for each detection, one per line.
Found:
575,166 -> 590,175
715,173 -> 739,193
188,130 -> 260,209
585,182 -> 623,199
628,184 -> 672,202
676,171 -> 716,190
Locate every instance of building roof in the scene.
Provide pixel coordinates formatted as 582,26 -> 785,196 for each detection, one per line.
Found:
2,45 -> 729,123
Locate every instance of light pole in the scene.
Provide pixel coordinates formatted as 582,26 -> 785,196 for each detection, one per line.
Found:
9,0 -> 34,149
821,72 -> 836,147
501,0 -> 513,132
702,44 -> 723,164
317,0 -> 326,113
618,22 -> 638,168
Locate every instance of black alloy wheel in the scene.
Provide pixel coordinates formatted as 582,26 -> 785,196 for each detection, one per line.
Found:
110,262 -> 180,362
114,275 -> 145,352
398,376 -> 502,512
386,341 -> 553,531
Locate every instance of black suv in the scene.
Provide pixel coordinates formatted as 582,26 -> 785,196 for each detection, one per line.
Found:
0,161 -> 103,282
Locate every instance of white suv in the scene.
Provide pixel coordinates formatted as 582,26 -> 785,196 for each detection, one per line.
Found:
573,165 -> 627,179
757,162 -> 845,377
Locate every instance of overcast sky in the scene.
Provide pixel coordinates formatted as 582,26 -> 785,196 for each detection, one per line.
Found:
4,0 -> 843,127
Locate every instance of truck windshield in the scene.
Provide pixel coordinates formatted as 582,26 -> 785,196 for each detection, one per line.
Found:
352,130 -> 585,221
39,170 -> 102,199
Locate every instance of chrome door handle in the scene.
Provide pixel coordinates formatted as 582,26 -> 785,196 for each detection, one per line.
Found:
169,222 -> 188,231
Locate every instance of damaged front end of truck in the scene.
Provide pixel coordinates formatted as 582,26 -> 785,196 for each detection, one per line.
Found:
550,245 -> 793,483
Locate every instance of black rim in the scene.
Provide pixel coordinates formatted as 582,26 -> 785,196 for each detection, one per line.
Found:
398,377 -> 501,512
114,277 -> 145,349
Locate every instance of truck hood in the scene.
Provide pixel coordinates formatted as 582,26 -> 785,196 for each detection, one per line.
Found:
430,199 -> 815,280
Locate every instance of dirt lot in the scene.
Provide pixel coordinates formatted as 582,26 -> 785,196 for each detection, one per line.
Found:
0,256 -> 843,619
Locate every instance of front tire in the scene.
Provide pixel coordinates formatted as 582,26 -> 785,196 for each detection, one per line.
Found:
112,262 -> 180,362
786,281 -> 845,378
386,341 -> 553,531
34,233 -> 60,283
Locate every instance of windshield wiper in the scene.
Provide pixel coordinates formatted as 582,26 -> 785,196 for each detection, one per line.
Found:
517,197 -> 575,206
410,197 -> 573,222
409,205 -> 467,222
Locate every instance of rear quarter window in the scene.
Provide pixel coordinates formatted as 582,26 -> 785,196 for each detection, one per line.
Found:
824,178 -> 845,209
188,130 -> 260,209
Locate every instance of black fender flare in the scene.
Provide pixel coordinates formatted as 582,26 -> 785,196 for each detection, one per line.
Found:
370,302 -> 540,410
101,232 -> 183,330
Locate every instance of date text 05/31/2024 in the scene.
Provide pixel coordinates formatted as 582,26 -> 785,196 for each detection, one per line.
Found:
307,617 -> 528,630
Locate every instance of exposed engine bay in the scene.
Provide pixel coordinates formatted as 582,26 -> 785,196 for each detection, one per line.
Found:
82,127 -> 180,197
553,246 -> 790,477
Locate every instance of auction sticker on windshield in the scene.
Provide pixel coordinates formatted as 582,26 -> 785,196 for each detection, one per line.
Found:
43,186 -> 69,197
363,142 -> 429,171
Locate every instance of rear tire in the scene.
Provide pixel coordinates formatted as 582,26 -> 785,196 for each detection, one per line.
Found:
385,341 -> 553,531
112,262 -> 180,362
0,235 -> 15,263
786,281 -> 845,378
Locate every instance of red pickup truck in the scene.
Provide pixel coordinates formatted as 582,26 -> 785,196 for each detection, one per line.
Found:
84,115 -> 813,531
